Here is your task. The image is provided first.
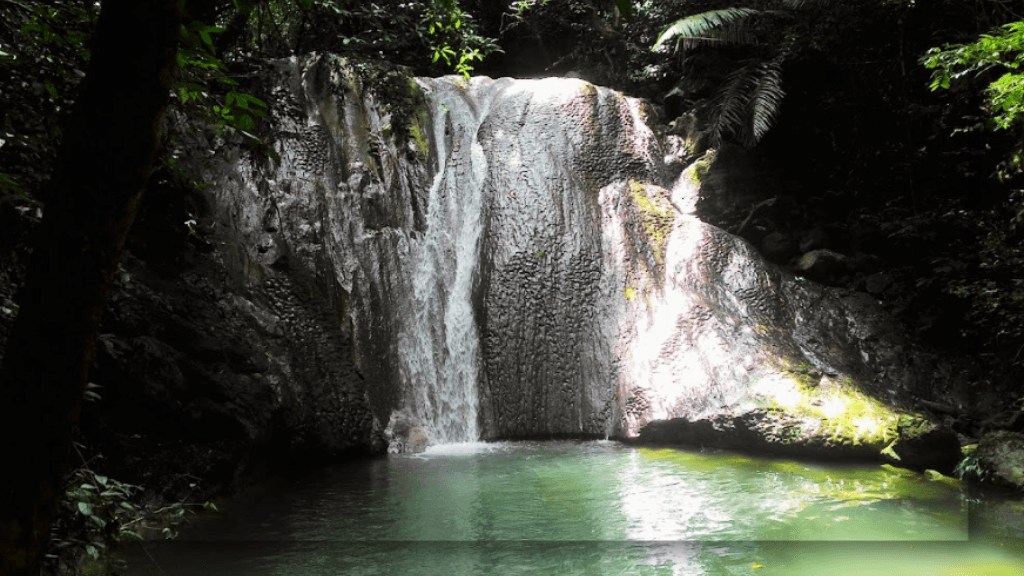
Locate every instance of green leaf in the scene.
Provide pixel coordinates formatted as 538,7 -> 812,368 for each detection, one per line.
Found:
85,545 -> 99,560
95,474 -> 108,487
78,501 -> 93,516
236,113 -> 255,131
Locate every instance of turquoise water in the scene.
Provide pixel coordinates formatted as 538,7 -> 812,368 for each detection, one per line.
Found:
123,441 -> 1024,575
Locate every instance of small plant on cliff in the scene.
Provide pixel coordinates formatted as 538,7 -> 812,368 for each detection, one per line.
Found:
953,445 -> 987,482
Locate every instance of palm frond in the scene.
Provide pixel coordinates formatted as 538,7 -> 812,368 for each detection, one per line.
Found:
652,8 -> 761,53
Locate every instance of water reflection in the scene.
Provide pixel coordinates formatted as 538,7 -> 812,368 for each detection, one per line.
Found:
122,442 -> 1023,576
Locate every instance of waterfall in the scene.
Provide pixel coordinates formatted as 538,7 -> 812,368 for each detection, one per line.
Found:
393,77 -> 508,445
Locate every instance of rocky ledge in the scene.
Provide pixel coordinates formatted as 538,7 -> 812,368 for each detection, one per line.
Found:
632,377 -> 1024,490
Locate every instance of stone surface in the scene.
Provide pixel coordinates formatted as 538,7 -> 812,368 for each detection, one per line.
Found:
976,431 -> 1024,490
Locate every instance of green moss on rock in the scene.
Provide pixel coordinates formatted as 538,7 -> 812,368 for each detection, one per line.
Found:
754,363 -> 900,450
684,151 -> 716,186
628,180 -> 675,268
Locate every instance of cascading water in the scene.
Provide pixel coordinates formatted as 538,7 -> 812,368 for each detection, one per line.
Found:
392,77 -> 509,445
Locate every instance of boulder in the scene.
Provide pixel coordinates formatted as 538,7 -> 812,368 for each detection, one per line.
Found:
796,249 -> 851,283
385,408 -> 431,453
863,272 -> 894,295
760,231 -> 796,263
798,227 -> 833,253
975,431 -> 1024,490
884,415 -> 961,474
636,409 -> 882,462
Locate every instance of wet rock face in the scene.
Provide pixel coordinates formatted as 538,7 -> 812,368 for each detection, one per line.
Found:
105,54 -> 965,455
475,80 -> 661,438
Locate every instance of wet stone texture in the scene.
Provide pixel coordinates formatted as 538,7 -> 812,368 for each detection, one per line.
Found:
76,55 -> 970,467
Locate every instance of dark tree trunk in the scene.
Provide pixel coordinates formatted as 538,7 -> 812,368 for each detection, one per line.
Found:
0,1 -> 183,574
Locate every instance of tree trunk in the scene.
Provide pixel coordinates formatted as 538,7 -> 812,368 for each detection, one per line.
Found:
0,1 -> 183,574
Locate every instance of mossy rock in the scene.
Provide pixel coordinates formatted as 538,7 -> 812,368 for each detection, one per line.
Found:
627,180 -> 674,268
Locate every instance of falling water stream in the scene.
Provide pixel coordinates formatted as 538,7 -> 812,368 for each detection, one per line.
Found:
393,78 -> 503,444
122,441 -> 1024,575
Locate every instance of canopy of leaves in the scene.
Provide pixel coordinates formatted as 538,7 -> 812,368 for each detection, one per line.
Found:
0,0 -> 497,204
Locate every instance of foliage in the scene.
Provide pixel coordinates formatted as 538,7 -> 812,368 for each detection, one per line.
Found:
648,1 -> 832,147
0,0 -> 497,205
47,466 -> 143,573
652,7 -> 761,52
703,56 -> 785,146
211,0 -> 497,76
46,451 -> 219,575
174,17 -> 269,144
923,20 -> 1024,177
424,0 -> 498,76
954,446 -> 986,481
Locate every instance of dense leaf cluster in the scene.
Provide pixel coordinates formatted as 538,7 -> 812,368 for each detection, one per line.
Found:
924,19 -> 1024,177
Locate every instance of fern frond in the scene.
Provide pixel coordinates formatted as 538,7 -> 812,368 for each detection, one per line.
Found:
706,58 -> 786,147
746,60 -> 785,145
707,61 -> 759,145
652,8 -> 761,53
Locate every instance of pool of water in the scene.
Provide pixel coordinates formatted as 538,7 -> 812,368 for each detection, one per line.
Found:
122,441 -> 1024,575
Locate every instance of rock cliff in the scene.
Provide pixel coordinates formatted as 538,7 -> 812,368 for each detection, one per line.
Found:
2,54 -> 972,477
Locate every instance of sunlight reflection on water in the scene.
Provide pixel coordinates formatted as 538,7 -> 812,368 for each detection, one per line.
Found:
121,441 -> 1024,576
